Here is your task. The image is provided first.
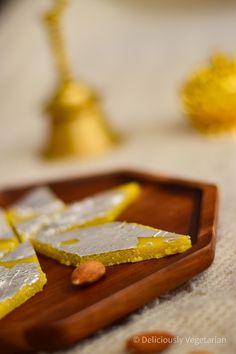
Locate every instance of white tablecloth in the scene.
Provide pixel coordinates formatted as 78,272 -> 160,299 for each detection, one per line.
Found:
0,1 -> 236,353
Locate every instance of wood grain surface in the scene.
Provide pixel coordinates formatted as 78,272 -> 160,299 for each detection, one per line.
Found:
0,170 -> 218,353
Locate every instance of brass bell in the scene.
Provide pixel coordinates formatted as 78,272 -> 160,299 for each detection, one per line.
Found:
43,0 -> 117,158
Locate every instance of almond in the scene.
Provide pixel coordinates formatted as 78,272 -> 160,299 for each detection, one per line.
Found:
126,331 -> 175,353
71,260 -> 106,286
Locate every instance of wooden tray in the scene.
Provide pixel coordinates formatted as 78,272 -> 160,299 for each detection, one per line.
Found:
0,170 -> 218,354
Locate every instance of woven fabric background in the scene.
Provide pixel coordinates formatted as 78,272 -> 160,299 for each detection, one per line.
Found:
0,1 -> 236,353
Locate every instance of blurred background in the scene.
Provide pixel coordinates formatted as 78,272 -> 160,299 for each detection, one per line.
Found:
0,0 -> 236,188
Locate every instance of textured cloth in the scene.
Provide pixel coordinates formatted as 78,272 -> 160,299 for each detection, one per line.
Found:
0,1 -> 236,353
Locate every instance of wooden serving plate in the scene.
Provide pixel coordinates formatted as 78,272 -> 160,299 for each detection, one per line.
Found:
0,170 -> 218,354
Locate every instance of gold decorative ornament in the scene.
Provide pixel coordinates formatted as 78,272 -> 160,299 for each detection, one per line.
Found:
43,0 -> 116,158
181,53 -> 236,135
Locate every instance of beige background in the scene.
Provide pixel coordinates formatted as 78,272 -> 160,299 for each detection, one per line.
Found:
0,1 -> 236,353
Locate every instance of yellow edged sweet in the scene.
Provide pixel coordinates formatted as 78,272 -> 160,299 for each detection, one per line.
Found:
33,221 -> 191,267
0,241 -> 47,319
7,183 -> 140,241
7,186 -> 65,223
42,182 -> 141,233
0,208 -> 18,259
7,187 -> 65,241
